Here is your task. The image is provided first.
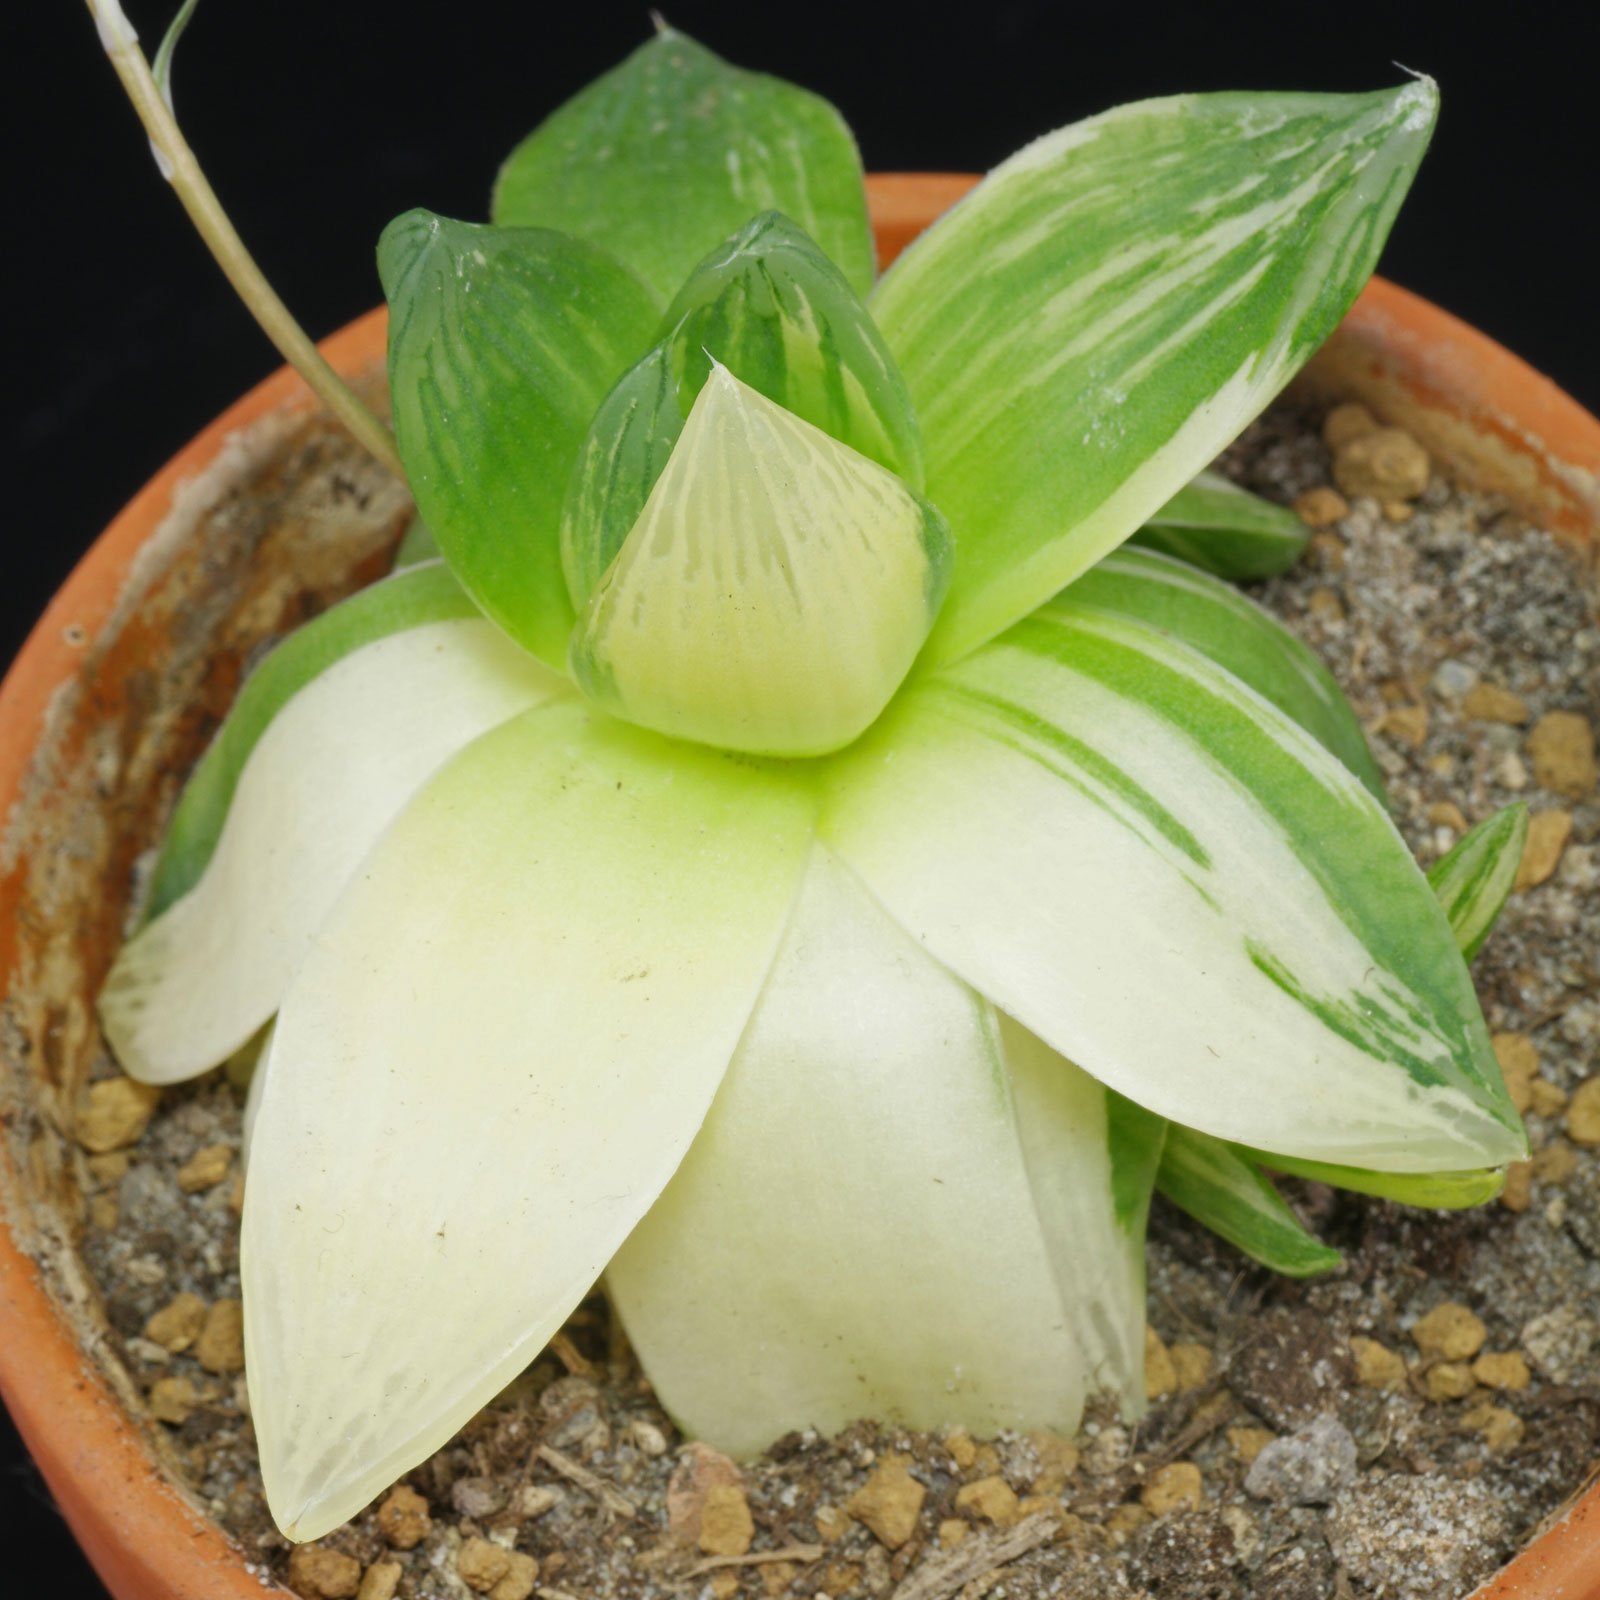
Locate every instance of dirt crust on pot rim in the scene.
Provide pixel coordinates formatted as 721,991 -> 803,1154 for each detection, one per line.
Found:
7,393 -> 1600,1600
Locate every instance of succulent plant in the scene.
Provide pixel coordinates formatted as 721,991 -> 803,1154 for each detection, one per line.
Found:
91,6 -> 1528,1544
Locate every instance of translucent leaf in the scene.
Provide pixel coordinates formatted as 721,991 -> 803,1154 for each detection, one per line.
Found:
100,572 -> 561,1085
562,213 -> 924,610
1132,471 -> 1310,579
824,601 -> 1525,1171
570,366 -> 951,756
608,847 -> 1150,1451
1067,545 -> 1384,798
1157,1122 -> 1342,1277
493,29 -> 873,302
872,81 -> 1439,664
244,701 -> 816,1539
379,210 -> 660,668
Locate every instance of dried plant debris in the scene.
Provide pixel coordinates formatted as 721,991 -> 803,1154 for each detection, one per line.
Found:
76,396 -> 1600,1599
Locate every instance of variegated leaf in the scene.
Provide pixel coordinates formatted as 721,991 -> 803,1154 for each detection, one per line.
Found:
1133,470 -> 1310,579
871,81 -> 1438,664
609,846 -> 1152,1450
493,29 -> 873,302
1429,804 -> 1529,961
244,701 -> 817,1540
571,366 -> 950,757
562,213 -> 923,609
824,600 -> 1525,1171
1157,1122 -> 1342,1277
379,210 -> 660,669
1068,545 -> 1384,798
100,568 -> 563,1085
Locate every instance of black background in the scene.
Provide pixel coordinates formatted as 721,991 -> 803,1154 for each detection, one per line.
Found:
4,0 -> 1598,1586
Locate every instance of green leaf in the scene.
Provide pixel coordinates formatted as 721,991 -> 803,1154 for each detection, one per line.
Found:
1429,804 -> 1529,961
823,600 -> 1525,1172
100,569 -> 562,1085
1158,1123 -> 1342,1276
610,847 -> 1149,1449
872,81 -> 1439,665
243,700 -> 815,1540
1067,545 -> 1385,798
561,212 -> 923,609
152,0 -> 201,111
379,210 -> 660,669
1132,471 -> 1310,579
571,366 -> 951,757
492,29 -> 874,303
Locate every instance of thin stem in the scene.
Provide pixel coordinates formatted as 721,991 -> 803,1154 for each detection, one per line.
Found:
86,0 -> 406,481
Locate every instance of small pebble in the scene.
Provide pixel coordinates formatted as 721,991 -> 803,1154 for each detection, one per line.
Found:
287,1545 -> 362,1600
1460,1403 -> 1526,1454
356,1563 -> 402,1600
195,1298 -> 245,1374
1521,1305 -> 1599,1383
1516,810 -> 1573,890
1566,1079 -> 1600,1147
457,1537 -> 511,1594
1427,800 -> 1468,832
148,1375 -> 197,1426
1431,659 -> 1479,699
698,1482 -> 755,1557
1332,426 -> 1430,501
144,1291 -> 206,1353
846,1456 -> 925,1549
1351,1336 -> 1407,1391
1423,1362 -> 1476,1402
1535,1140 -> 1580,1183
176,1143 -> 233,1194
451,1476 -> 506,1520
1140,1462 -> 1203,1516
1026,1431 -> 1080,1494
937,1518 -> 968,1548
1461,682 -> 1530,725
1228,1427 -> 1275,1464
1501,1161 -> 1533,1212
1322,402 -> 1378,450
1411,1303 -> 1487,1362
1144,1326 -> 1177,1400
1244,1415 -> 1357,1505
1526,711 -> 1598,798
1169,1342 -> 1212,1392
75,1078 -> 161,1154
375,1484 -> 431,1550
1294,486 -> 1348,527
1376,704 -> 1429,748
1471,1352 -> 1531,1391
955,1475 -> 1021,1527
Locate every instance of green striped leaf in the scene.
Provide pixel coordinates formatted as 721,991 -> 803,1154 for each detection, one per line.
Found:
571,366 -> 950,757
1132,471 -> 1310,580
379,210 -> 660,669
245,700 -> 817,1539
101,577 -> 563,1086
562,212 -> 923,609
1429,804 -> 1529,961
492,29 -> 873,304
1220,804 -> 1530,1213
610,847 -> 1150,1450
1067,545 -> 1385,798
1158,1123 -> 1342,1277
824,601 -> 1525,1172
560,346 -> 684,608
872,81 -> 1438,665
144,563 -> 480,919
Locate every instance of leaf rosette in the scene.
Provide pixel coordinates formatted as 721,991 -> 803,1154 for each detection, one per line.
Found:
96,24 -> 1526,1545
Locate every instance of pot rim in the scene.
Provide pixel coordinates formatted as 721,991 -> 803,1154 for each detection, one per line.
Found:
2,172 -> 1597,1600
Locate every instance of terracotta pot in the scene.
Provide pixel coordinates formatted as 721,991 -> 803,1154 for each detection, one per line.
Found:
2,173 -> 1598,1600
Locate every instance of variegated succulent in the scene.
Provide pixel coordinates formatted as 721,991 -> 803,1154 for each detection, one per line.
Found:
92,11 -> 1529,1546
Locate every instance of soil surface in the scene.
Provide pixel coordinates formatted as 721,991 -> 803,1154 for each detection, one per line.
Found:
69,397 -> 1600,1600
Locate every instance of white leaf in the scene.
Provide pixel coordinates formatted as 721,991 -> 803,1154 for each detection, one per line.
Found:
243,701 -> 815,1540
